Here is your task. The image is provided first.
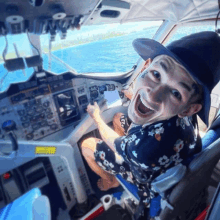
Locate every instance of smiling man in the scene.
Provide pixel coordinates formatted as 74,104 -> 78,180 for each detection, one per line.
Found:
128,55 -> 202,125
81,32 -> 220,203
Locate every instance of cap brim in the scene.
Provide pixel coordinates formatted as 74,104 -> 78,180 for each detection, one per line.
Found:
133,38 -> 210,126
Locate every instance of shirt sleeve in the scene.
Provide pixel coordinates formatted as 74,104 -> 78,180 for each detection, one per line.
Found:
114,136 -> 127,156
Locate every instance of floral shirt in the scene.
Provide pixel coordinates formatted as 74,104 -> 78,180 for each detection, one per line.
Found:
114,115 -> 201,185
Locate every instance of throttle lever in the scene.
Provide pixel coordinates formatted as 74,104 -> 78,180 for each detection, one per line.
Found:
1,120 -> 18,157
89,98 -> 107,112
64,98 -> 107,145
90,98 -> 94,105
8,132 -> 18,152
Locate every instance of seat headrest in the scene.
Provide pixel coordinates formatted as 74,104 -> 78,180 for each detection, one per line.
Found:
32,195 -> 51,220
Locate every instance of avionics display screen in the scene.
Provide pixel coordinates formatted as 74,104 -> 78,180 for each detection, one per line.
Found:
54,90 -> 80,126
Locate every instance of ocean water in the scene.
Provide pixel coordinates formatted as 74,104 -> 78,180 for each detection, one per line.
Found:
0,24 -> 214,92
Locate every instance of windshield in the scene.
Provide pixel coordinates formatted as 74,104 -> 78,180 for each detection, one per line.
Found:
0,34 -> 38,92
0,21 -> 162,92
41,21 -> 163,74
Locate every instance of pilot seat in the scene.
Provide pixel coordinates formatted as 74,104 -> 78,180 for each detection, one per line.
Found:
116,109 -> 220,220
0,188 -> 51,220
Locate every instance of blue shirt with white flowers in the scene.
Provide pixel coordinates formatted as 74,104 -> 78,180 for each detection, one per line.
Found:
114,115 -> 201,179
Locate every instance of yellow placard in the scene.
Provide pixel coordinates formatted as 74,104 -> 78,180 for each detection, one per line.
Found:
35,146 -> 56,154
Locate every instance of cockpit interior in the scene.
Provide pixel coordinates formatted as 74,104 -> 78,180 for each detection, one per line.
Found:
1,0 -> 220,220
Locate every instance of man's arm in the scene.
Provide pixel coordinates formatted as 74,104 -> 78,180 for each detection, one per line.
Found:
94,115 -> 119,151
87,102 -> 119,151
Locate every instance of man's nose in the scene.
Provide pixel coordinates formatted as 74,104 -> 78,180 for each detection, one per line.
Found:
147,85 -> 166,104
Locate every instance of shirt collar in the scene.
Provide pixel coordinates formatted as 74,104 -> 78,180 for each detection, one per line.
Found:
128,115 -> 181,133
142,123 -> 151,129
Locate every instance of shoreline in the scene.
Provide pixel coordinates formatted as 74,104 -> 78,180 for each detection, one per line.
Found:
42,31 -> 133,53
0,26 -> 158,63
41,26 -> 158,53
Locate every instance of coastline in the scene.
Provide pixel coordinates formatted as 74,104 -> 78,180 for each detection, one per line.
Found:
42,32 -> 127,52
0,26 -> 157,63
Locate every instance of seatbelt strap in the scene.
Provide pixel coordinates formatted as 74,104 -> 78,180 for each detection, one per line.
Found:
191,115 -> 202,154
160,198 -> 174,210
133,191 -> 148,220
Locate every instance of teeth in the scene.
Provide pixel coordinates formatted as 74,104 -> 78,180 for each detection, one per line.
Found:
140,96 -> 153,110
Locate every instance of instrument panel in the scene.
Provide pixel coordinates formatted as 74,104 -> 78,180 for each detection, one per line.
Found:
0,72 -> 123,141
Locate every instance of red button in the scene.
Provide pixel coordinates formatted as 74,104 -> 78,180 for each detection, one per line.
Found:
3,173 -> 10,179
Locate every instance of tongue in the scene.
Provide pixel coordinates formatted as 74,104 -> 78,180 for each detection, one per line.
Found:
138,101 -> 152,114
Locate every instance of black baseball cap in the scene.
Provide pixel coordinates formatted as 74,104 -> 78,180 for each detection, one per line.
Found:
133,31 -> 220,126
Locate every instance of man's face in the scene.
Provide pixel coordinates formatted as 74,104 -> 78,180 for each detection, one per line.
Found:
128,55 -> 198,125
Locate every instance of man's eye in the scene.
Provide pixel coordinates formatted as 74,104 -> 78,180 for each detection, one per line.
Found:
152,70 -> 160,79
171,89 -> 182,101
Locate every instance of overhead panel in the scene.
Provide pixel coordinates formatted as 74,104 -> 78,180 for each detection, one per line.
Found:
0,0 -> 100,35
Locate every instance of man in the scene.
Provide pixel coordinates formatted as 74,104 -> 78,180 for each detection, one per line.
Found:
81,32 -> 220,201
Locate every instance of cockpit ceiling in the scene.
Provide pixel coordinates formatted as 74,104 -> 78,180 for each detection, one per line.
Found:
121,0 -> 219,23
0,0 -> 219,36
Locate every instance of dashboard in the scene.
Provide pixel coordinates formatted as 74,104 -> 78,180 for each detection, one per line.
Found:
0,71 -> 124,141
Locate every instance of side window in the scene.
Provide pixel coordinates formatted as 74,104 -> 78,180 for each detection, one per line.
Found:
165,25 -> 215,45
166,25 -> 217,134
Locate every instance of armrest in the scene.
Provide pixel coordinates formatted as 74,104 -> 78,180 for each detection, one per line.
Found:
151,163 -> 187,195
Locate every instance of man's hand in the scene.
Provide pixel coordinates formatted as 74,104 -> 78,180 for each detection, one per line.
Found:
122,87 -> 133,100
87,101 -> 119,151
87,102 -> 101,121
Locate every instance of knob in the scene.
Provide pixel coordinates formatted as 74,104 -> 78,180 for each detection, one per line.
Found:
17,110 -> 26,116
20,116 -> 28,122
29,0 -> 45,7
50,124 -> 58,130
26,133 -> 34,140
43,101 -> 49,108
2,120 -> 16,132
47,113 -> 53,119
40,113 -> 45,119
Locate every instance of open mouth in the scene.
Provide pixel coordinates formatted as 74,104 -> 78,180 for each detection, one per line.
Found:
136,95 -> 154,116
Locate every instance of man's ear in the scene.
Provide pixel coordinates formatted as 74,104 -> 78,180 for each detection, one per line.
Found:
178,103 -> 202,118
140,58 -> 152,73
